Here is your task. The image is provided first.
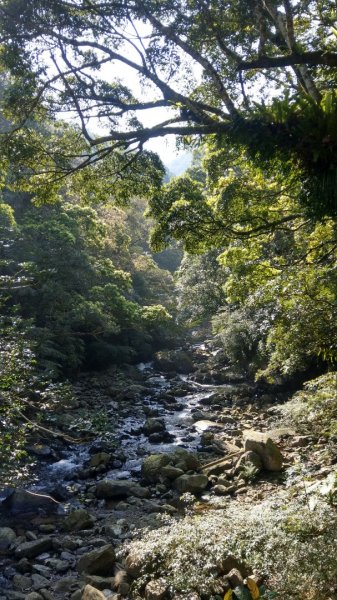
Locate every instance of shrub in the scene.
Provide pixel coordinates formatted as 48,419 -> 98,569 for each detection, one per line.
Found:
280,372 -> 337,440
122,493 -> 337,599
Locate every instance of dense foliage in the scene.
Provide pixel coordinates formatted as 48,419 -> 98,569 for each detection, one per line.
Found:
123,492 -> 337,599
0,195 -> 177,376
167,146 -> 337,379
1,0 -> 337,216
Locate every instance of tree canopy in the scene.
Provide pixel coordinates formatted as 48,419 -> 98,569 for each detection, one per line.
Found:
1,0 -> 337,214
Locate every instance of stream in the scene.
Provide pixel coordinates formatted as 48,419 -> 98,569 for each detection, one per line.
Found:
35,359 -> 238,494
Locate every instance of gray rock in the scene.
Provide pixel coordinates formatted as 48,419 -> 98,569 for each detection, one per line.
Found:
26,594 -> 44,600
160,466 -> 184,480
63,509 -> 95,532
53,577 -> 80,593
95,480 -> 150,499
82,585 -> 106,600
174,474 -> 208,494
0,527 -> 16,550
153,349 -> 195,374
32,573 -> 50,589
141,454 -> 171,483
1,489 -> 59,515
46,558 -> 71,572
40,590 -> 57,600
12,573 -> 32,590
213,484 -> 235,495
84,575 -> 115,590
171,448 -> 200,472
15,537 -> 53,559
77,544 -> 115,576
143,418 -> 166,435
5,592 -> 26,600
88,453 -> 111,468
243,431 -> 283,471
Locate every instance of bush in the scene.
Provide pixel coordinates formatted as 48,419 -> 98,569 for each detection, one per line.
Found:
212,307 -> 266,373
122,493 -> 337,599
280,372 -> 337,440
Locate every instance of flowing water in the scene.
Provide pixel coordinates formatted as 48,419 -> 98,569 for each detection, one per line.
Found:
33,361 -> 236,492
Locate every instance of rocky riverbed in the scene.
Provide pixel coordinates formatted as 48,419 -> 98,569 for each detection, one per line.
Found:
0,344 -> 335,600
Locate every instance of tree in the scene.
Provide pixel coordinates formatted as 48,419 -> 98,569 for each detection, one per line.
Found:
1,0 -> 337,215
176,250 -> 227,326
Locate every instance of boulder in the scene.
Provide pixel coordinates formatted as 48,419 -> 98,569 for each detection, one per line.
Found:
202,458 -> 235,477
117,384 -> 148,401
95,479 -> 150,499
171,448 -> 200,472
77,544 -> 115,576
12,574 -> 32,590
213,483 -> 235,495
143,418 -> 166,436
82,585 -> 106,600
141,454 -> 171,483
153,349 -> 195,374
1,489 -> 59,515
88,453 -> 111,468
0,526 -> 16,550
174,474 -> 208,494
63,509 -> 95,532
160,465 -> 185,480
243,431 -> 283,471
15,537 -> 53,559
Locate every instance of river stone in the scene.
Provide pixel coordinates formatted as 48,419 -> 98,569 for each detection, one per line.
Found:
172,448 -> 200,472
88,453 -> 111,468
117,384 -> 148,401
13,574 -> 32,589
0,526 -> 16,550
213,483 -> 235,495
1,489 -> 59,515
26,594 -> 44,600
243,431 -> 283,471
143,418 -> 166,435
32,573 -> 50,589
53,577 -> 80,593
15,537 -> 53,559
63,509 -> 95,531
174,474 -> 208,494
153,349 -> 195,374
145,579 -> 168,600
160,465 -> 185,480
141,454 -> 171,483
95,479 -> 150,499
77,544 -> 115,575
84,575 -> 114,590
82,584 -> 106,600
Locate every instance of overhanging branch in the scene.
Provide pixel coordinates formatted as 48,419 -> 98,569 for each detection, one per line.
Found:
238,51 -> 337,70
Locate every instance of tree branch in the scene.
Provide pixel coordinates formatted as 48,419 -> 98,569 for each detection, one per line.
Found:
238,51 -> 337,70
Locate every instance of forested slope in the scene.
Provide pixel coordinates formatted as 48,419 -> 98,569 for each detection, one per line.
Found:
0,1 -> 337,599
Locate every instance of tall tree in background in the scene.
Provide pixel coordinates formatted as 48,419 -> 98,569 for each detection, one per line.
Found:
1,0 -> 337,215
